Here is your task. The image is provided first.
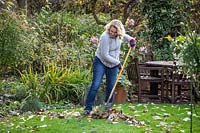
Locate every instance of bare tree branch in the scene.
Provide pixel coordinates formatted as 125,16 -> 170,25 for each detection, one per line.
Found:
92,0 -> 106,26
91,0 -> 136,26
122,0 -> 136,24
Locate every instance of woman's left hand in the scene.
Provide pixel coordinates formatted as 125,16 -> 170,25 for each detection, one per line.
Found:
130,39 -> 136,49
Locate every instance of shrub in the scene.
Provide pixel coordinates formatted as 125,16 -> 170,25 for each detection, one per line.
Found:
28,7 -> 104,72
21,98 -> 42,112
173,28 -> 200,97
0,13 -> 22,76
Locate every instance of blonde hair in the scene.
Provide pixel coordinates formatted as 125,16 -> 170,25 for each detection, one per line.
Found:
105,19 -> 125,39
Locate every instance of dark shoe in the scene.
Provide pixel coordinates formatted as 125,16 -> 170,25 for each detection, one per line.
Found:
82,110 -> 91,116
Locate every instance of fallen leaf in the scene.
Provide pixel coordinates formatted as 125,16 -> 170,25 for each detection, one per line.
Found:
10,123 -> 14,127
152,116 -> 162,120
112,121 -> 119,124
163,113 -> 170,117
161,108 -> 166,112
187,111 -> 191,116
159,122 -> 167,126
134,110 -> 139,113
145,127 -> 152,131
58,113 -> 65,119
180,129 -> 185,132
128,106 -> 135,111
87,117 -> 92,122
134,114 -> 140,117
27,115 -> 35,120
72,112 -> 81,117
143,109 -> 148,113
20,117 -> 26,121
40,125 -> 48,128
183,117 -> 190,122
40,115 -> 46,121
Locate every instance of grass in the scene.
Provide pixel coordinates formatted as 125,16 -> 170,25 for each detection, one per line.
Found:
0,103 -> 200,133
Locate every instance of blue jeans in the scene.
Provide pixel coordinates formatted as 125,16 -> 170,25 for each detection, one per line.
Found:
84,56 -> 118,111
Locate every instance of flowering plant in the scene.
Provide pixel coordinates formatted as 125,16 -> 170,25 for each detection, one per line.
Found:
126,19 -> 135,26
90,36 -> 98,44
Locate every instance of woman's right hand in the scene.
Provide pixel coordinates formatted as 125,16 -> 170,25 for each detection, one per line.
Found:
118,63 -> 123,71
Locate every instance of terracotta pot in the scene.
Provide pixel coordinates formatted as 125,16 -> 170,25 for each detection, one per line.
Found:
113,85 -> 128,104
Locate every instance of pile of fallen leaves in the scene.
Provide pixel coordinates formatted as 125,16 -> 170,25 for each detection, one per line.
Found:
34,107 -> 145,126
87,108 -> 145,126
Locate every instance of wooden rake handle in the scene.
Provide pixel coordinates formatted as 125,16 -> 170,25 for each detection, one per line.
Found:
106,47 -> 132,104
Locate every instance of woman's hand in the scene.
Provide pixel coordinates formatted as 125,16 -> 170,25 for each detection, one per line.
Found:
118,63 -> 123,71
130,39 -> 136,49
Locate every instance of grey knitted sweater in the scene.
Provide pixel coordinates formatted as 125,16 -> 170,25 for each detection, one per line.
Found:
95,31 -> 133,68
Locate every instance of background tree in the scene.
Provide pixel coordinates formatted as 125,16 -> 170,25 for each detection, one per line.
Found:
140,0 -> 182,60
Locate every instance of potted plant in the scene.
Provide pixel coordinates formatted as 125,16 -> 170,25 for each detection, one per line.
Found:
114,72 -> 132,104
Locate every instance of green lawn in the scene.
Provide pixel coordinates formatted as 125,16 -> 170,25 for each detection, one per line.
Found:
0,103 -> 200,133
